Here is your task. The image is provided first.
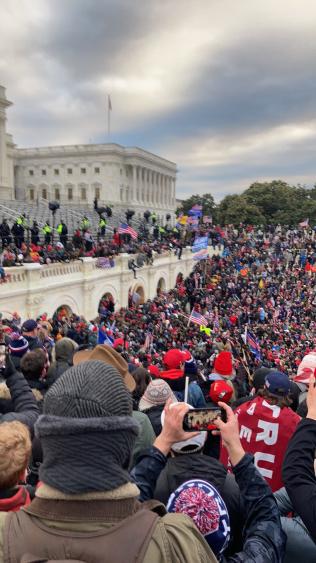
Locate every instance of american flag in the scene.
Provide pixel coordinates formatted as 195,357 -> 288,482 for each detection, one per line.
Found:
189,309 -> 208,326
246,330 -> 261,359
118,223 -> 138,240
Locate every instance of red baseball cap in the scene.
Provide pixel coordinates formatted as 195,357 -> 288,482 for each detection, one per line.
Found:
209,380 -> 233,404
148,364 -> 161,378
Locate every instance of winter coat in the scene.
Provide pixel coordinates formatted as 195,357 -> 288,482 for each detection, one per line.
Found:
45,338 -> 75,387
274,487 -> 316,563
0,482 -> 215,563
160,368 -> 206,407
143,404 -> 164,436
131,411 -> 155,467
154,452 -> 243,554
283,418 -> 316,542
132,448 -> 286,562
0,370 -> 39,432
23,335 -> 43,351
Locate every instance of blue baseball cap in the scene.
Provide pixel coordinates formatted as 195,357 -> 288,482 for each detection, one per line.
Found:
265,371 -> 291,397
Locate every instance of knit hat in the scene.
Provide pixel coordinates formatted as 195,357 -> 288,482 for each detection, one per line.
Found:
36,360 -> 139,495
73,345 -> 135,391
209,380 -> 233,404
8,333 -> 29,357
21,319 -> 38,332
163,349 -> 186,369
139,379 -> 176,411
214,351 -> 233,377
167,479 -> 230,557
265,370 -> 291,397
113,337 -> 129,350
294,352 -> 316,385
184,354 -> 198,376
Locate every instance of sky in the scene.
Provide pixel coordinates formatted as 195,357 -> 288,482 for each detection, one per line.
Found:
1,0 -> 316,201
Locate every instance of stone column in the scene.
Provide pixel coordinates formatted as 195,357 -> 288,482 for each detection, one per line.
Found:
0,86 -> 13,197
172,178 -> 176,206
132,165 -> 137,203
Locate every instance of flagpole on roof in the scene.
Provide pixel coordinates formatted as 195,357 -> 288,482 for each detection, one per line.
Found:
107,94 -> 112,139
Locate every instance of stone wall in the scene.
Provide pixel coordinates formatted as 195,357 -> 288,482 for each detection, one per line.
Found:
1,247 -> 222,319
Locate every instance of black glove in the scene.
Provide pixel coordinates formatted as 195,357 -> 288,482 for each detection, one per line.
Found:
3,351 -> 17,379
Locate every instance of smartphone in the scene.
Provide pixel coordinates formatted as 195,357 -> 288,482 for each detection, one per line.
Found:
0,343 -> 6,373
183,407 -> 227,431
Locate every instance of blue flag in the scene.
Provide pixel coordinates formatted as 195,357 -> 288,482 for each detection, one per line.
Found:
98,329 -> 114,346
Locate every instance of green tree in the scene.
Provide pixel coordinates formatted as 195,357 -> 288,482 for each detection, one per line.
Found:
176,193 -> 217,220
218,194 -> 265,225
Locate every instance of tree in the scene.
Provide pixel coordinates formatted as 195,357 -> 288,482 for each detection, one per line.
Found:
176,193 -> 217,220
217,195 -> 265,225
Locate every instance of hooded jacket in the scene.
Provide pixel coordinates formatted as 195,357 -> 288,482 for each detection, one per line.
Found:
45,338 -> 75,387
160,369 -> 206,408
154,453 -> 243,554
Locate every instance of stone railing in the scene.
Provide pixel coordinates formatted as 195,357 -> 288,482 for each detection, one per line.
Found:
1,246 -> 222,320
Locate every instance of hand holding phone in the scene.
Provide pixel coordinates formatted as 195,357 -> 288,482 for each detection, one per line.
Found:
183,407 -> 227,431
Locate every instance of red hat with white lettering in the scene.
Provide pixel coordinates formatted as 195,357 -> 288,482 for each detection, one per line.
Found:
209,381 -> 233,404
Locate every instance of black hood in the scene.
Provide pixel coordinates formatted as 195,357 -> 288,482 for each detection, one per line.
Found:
154,453 -> 227,505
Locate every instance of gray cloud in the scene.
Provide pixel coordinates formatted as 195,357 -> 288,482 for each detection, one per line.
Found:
1,0 -> 316,200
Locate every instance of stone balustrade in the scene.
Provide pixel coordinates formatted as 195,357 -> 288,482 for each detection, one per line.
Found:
1,246 -> 222,319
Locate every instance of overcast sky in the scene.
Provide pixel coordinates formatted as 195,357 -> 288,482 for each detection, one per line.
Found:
1,0 -> 316,200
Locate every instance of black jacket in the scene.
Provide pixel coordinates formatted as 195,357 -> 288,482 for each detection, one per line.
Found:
0,370 -> 39,432
283,418 -> 316,542
154,453 -> 243,554
143,405 -> 164,436
131,449 -> 285,562
24,335 -> 44,351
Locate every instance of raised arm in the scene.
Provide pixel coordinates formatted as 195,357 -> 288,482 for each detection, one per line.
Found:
214,403 -> 286,563
2,352 -> 39,432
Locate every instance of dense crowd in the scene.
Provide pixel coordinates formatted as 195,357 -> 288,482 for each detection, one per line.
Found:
0,213 -> 186,270
0,222 -> 316,561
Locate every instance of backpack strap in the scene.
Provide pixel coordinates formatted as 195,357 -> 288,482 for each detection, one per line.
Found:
4,500 -> 160,563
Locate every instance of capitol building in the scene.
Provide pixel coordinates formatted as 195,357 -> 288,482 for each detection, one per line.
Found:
0,86 -> 177,218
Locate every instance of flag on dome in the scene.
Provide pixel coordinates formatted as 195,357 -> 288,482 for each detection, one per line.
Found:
118,223 -> 138,239
188,309 -> 208,326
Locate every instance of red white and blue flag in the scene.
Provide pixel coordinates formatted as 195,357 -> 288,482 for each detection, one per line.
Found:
245,330 -> 261,359
118,223 -> 138,240
189,309 -> 208,326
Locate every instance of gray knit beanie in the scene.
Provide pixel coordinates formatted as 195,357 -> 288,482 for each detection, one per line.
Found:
36,360 -> 139,494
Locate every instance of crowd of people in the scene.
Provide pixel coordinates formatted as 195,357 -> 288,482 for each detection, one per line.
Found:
0,221 -> 316,561
0,212 -> 185,270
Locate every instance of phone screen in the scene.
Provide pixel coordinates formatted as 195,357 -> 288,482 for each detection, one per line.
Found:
0,343 -> 6,371
183,408 -> 226,431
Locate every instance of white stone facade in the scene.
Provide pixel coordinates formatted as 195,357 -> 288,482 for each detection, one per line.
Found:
0,86 -> 177,219
1,246 -> 222,319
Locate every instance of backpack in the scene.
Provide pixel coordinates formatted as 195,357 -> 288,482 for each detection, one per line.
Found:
4,497 -> 164,563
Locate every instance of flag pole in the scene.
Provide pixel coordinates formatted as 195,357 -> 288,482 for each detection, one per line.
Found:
107,94 -> 111,138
